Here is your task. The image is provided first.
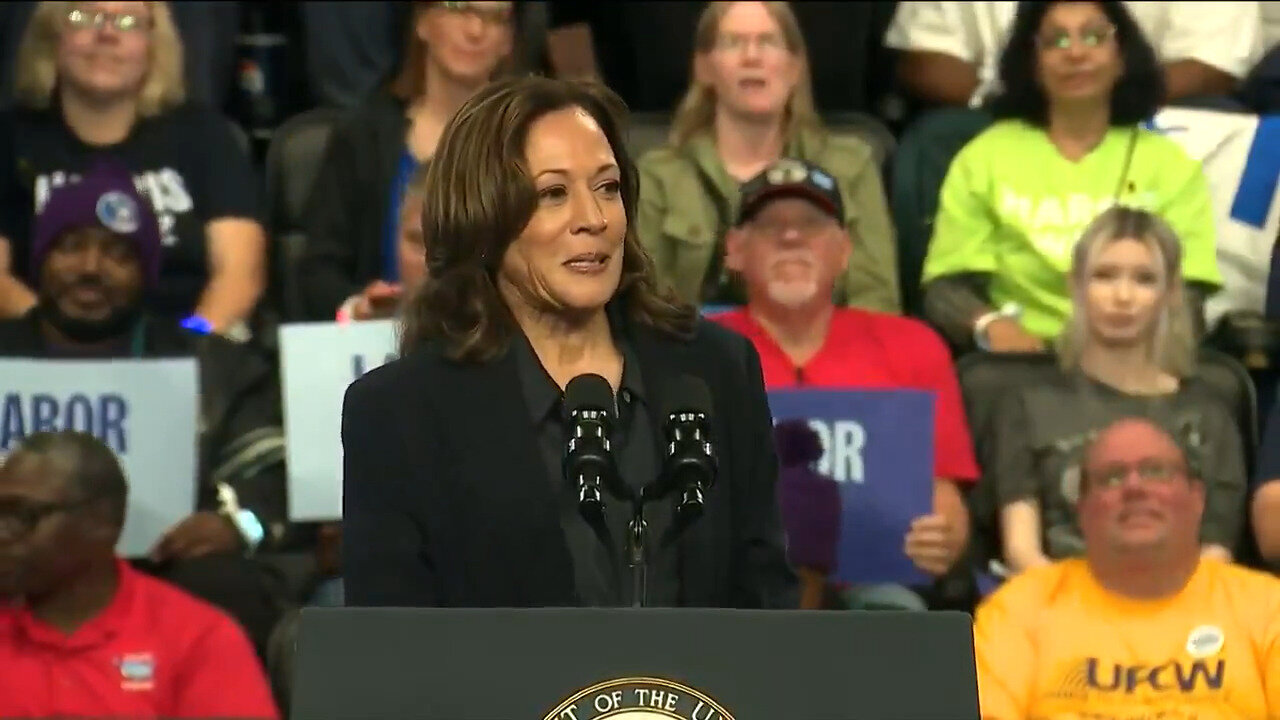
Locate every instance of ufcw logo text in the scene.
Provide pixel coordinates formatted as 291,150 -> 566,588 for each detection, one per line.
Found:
1084,658 -> 1225,694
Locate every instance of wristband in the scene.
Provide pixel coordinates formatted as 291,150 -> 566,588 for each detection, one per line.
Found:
973,302 -> 1021,351
180,315 -> 214,335
216,483 -> 265,553
230,509 -> 266,551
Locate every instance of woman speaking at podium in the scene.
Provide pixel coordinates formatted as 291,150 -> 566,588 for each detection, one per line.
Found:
340,76 -> 796,609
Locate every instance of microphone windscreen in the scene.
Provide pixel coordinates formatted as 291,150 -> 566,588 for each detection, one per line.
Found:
660,371 -> 711,417
661,375 -> 714,419
563,373 -> 615,416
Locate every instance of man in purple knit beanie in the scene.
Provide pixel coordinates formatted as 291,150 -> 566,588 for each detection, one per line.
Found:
30,158 -> 163,296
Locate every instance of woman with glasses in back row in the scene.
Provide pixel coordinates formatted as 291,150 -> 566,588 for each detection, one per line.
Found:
637,1 -> 900,315
920,0 -> 1222,355
300,1 -> 516,323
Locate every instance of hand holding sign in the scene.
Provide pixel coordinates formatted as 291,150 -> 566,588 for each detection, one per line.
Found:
904,513 -> 963,577
351,281 -> 403,321
150,511 -> 241,561
767,389 -> 935,587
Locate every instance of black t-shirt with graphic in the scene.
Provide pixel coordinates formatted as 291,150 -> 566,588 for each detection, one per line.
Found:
991,371 -> 1247,557
0,103 -> 261,319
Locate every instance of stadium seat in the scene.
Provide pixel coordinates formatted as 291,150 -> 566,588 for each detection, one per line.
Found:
890,108 -> 993,316
957,348 -> 1259,574
227,116 -> 252,159
825,111 -> 896,178
626,112 -> 672,160
263,107 -> 346,322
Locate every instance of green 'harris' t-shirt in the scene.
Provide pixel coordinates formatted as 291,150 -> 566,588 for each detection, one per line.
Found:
921,120 -> 1221,339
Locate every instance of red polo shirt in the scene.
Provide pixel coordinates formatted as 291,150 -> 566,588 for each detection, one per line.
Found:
713,307 -> 980,482
0,559 -> 279,719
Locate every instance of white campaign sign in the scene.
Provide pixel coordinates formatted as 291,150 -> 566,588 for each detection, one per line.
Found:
279,320 -> 398,521
0,358 -> 199,557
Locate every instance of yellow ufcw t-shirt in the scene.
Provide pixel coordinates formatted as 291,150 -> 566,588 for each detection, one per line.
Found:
973,558 -> 1280,720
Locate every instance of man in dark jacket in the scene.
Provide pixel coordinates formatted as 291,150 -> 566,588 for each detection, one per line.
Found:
0,158 -> 291,656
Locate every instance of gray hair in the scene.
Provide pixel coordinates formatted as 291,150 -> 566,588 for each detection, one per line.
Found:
1056,206 -> 1196,378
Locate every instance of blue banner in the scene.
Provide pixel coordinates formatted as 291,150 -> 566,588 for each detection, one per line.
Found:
767,389 -> 934,587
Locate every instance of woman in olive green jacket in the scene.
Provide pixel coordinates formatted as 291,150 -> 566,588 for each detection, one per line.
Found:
637,1 -> 900,314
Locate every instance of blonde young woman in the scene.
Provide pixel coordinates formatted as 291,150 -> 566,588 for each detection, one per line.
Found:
0,1 -> 266,335
990,207 -> 1246,574
636,0 -> 899,313
301,0 -> 514,322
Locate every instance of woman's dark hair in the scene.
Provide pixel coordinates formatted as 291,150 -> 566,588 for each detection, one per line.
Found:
988,0 -> 1164,126
400,75 -> 698,360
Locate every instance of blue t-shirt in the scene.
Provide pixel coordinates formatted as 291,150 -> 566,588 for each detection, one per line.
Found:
382,148 -> 419,282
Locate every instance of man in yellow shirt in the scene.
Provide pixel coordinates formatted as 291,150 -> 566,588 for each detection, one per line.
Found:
973,417 -> 1280,720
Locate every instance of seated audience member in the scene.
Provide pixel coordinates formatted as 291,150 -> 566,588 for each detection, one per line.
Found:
300,0 -> 514,321
0,160 -> 291,656
0,1 -> 243,110
973,417 -> 1280,720
920,0 -> 1221,353
885,1 -> 1261,109
712,159 -> 979,608
337,160 -> 431,322
0,431 -> 279,720
990,207 -> 1245,574
1251,390 -> 1280,567
0,1 -> 266,335
637,1 -> 899,314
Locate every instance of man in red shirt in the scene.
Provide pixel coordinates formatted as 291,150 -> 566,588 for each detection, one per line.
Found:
0,430 -> 279,719
713,158 -> 979,607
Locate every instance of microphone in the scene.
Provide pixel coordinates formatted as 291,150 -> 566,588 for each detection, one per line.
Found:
650,375 -> 718,525
562,375 -> 627,530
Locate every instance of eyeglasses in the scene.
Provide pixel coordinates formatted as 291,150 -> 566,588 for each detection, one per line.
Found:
64,8 -> 149,33
0,498 -> 95,540
1036,24 -> 1116,51
65,8 -> 151,33
1085,459 -> 1185,490
714,32 -> 787,55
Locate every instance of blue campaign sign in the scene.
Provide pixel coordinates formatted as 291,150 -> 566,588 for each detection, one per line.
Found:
767,389 -> 935,587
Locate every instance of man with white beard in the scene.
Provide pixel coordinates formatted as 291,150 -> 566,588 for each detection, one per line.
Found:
711,158 -> 978,609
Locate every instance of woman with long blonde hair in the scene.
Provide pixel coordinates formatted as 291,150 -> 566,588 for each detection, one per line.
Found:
636,1 -> 899,314
0,0 -> 266,335
989,206 -> 1246,574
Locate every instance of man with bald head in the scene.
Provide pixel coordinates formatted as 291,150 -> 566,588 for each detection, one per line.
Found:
972,417 -> 1280,720
0,431 -> 278,719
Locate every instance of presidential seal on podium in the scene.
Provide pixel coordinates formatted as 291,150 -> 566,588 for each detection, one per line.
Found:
544,677 -> 735,720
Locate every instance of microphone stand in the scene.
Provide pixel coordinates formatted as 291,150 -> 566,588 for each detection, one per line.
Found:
627,482 -> 710,608
627,500 -> 647,609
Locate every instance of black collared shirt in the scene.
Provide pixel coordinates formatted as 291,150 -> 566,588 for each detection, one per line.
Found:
513,332 -> 676,607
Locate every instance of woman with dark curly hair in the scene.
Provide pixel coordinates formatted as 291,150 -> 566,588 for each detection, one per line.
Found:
920,0 -> 1221,355
340,75 -> 797,610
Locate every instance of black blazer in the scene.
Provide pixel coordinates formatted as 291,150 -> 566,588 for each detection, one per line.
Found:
340,316 -> 798,608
